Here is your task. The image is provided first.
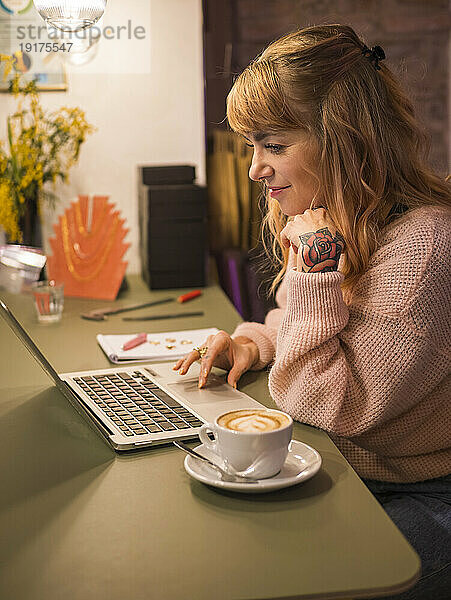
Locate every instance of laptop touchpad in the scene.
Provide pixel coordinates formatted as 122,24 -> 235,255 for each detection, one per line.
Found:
167,374 -> 251,405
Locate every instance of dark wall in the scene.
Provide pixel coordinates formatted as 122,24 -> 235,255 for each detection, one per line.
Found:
204,0 -> 450,175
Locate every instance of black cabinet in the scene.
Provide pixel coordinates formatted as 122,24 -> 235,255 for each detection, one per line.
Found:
138,167 -> 208,289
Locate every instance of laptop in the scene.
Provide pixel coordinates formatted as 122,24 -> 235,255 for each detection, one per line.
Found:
0,300 -> 265,451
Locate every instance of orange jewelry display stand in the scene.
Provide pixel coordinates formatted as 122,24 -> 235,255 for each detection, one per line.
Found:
47,195 -> 129,300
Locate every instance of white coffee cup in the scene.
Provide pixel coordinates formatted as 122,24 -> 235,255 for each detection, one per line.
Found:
199,408 -> 293,479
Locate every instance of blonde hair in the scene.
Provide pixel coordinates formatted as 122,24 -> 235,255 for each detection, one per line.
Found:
226,24 -> 451,297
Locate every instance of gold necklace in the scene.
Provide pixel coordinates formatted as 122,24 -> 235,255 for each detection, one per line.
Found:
68,209 -> 112,264
75,199 -> 107,237
61,213 -> 120,282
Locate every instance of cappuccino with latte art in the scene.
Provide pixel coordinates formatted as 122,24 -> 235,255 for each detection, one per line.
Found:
199,408 -> 293,479
218,409 -> 291,433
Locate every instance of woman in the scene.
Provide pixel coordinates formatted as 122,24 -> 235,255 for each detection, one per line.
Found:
174,25 -> 451,599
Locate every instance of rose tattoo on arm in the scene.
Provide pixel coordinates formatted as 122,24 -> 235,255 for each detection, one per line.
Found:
298,228 -> 345,273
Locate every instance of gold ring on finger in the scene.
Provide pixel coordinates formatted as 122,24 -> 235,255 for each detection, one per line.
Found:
193,346 -> 208,359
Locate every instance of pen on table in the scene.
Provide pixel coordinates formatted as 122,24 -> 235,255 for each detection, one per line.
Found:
177,290 -> 202,303
123,311 -> 204,322
122,332 -> 147,351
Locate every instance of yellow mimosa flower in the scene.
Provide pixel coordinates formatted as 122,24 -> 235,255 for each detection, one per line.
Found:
0,58 -> 95,242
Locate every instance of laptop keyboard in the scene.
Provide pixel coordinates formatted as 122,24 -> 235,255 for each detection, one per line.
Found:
73,371 -> 204,436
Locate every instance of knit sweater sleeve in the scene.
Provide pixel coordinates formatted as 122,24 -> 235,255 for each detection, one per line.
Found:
231,252 -> 295,370
269,208 -> 451,438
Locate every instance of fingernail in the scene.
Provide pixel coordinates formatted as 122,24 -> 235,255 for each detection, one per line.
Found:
233,382 -> 237,389
179,369 -> 185,375
198,380 -> 204,389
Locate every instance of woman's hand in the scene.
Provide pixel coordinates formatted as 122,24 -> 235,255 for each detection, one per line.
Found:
280,208 -> 345,273
172,331 -> 259,389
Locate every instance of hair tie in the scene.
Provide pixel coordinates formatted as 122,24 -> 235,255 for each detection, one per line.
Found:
361,44 -> 386,70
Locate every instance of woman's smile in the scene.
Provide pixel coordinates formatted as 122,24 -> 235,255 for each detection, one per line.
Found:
269,185 -> 291,197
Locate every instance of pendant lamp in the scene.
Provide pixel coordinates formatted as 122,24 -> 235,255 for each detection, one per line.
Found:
33,0 -> 107,32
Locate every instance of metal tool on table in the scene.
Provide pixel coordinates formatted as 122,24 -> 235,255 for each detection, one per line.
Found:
81,297 -> 174,321
123,311 -> 204,322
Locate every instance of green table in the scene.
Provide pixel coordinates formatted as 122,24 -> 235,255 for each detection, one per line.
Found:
0,276 -> 420,600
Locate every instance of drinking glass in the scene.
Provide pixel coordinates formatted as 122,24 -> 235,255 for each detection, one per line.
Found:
32,280 -> 64,323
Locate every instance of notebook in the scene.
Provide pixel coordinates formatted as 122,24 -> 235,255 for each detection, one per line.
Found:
0,301 -> 265,452
97,328 -> 219,363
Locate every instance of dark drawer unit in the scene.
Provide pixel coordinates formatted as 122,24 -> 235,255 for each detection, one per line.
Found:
140,165 -> 196,187
138,167 -> 208,289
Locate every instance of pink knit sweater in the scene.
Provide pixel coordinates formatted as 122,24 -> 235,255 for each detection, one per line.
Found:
233,206 -> 451,482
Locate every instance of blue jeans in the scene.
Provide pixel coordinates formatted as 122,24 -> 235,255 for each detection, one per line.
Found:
362,474 -> 451,600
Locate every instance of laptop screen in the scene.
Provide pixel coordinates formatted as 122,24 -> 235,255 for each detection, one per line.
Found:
0,299 -> 64,389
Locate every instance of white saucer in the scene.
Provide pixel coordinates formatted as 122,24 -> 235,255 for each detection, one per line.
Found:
183,440 -> 322,493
